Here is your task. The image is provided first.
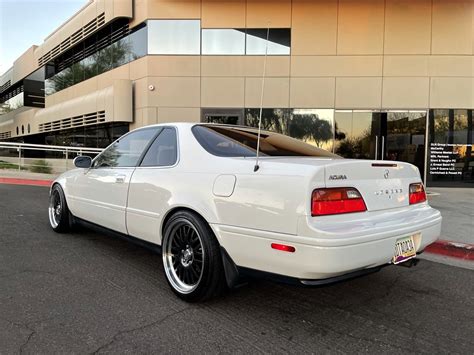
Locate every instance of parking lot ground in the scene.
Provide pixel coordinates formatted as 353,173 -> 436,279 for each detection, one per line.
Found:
1,184 -> 474,354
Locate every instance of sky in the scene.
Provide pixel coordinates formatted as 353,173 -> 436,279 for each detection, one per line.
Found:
0,0 -> 87,75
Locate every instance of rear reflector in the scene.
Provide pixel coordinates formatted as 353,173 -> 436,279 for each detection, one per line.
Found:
271,243 -> 296,253
409,183 -> 426,204
312,187 -> 367,216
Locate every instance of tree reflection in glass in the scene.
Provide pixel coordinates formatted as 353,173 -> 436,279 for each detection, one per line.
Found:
44,25 -> 148,96
245,108 -> 288,134
245,108 -> 335,151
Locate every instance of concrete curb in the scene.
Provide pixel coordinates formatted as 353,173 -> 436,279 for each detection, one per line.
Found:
0,177 -> 53,187
425,240 -> 474,261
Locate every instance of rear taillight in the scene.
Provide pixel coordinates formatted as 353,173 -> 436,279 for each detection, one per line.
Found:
311,188 -> 367,216
409,183 -> 426,204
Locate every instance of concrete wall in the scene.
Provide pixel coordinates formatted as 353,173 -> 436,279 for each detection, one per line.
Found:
131,0 -> 473,128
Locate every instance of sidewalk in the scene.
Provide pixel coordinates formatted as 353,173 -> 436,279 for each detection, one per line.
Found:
0,169 -> 472,262
0,169 -> 58,181
426,188 -> 473,245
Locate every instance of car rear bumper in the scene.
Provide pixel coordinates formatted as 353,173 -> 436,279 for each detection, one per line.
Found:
211,205 -> 441,280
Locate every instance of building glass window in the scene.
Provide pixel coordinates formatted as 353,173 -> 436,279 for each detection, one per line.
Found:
289,109 -> 334,151
1,67 -> 44,115
428,109 -> 473,186
202,29 -> 246,55
148,20 -> 201,55
45,20 -> 146,96
0,91 -> 24,116
244,108 -> 334,151
246,29 -> 291,55
245,108 -> 288,134
334,111 -> 377,159
129,25 -> 148,60
23,67 -> 45,108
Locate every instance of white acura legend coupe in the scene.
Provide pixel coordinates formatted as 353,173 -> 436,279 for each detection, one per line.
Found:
49,123 -> 442,302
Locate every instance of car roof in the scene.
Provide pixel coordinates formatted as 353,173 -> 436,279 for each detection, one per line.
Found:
132,122 -> 261,132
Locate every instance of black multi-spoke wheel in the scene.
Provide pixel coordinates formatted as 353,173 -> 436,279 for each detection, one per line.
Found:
48,184 -> 72,233
162,210 -> 225,302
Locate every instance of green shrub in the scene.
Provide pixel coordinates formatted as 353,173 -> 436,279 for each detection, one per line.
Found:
0,160 -> 27,170
29,160 -> 52,174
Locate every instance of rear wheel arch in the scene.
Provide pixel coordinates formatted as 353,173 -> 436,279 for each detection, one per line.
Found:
161,207 -> 211,244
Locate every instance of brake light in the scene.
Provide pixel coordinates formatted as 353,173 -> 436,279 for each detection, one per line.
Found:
409,183 -> 426,204
312,188 -> 367,216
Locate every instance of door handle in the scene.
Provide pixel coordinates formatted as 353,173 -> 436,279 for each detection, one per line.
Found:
115,175 -> 126,184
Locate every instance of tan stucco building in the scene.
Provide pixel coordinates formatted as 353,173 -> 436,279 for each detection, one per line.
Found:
1,0 -> 473,186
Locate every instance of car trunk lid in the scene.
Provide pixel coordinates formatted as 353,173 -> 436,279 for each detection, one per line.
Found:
324,160 -> 421,212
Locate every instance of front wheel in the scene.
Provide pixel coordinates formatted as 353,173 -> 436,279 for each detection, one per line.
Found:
162,211 -> 226,302
48,184 -> 72,233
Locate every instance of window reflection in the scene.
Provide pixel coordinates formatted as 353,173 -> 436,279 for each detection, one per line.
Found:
244,108 -> 334,151
45,22 -> 147,96
148,20 -> 201,55
246,29 -> 291,55
128,26 -> 147,60
93,128 -> 157,168
386,112 -> 426,169
1,67 -> 44,114
245,108 -> 288,134
428,109 -> 473,186
202,29 -> 245,55
290,109 -> 334,151
0,91 -> 24,116
334,111 -> 378,159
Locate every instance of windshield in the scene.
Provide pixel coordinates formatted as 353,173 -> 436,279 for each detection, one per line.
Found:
192,125 -> 340,158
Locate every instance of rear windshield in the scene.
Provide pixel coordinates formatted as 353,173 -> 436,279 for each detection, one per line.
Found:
192,125 -> 339,158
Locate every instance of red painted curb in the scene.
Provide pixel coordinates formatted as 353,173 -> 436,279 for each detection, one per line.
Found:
0,177 -> 53,187
425,240 -> 474,261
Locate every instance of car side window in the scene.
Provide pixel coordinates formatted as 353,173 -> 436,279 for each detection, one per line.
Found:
140,127 -> 178,167
93,128 -> 159,168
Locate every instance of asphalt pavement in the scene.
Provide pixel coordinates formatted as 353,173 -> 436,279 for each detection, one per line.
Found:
1,184 -> 473,354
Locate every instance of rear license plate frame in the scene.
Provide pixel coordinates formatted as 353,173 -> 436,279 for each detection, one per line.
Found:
393,235 -> 417,264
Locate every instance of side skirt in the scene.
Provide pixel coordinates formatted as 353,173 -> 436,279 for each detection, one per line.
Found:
73,217 -> 162,255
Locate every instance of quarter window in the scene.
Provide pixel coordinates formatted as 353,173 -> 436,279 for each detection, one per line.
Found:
141,127 -> 178,167
93,128 -> 158,168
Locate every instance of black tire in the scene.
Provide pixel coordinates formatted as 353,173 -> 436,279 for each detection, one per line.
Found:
48,184 -> 72,233
162,210 -> 226,302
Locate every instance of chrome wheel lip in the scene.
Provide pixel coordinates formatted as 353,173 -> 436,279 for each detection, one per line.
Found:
163,218 -> 204,295
48,190 -> 61,228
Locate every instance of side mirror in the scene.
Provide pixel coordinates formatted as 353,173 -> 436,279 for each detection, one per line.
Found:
73,156 -> 92,169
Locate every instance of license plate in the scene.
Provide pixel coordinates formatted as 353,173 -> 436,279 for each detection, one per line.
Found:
393,236 -> 416,264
